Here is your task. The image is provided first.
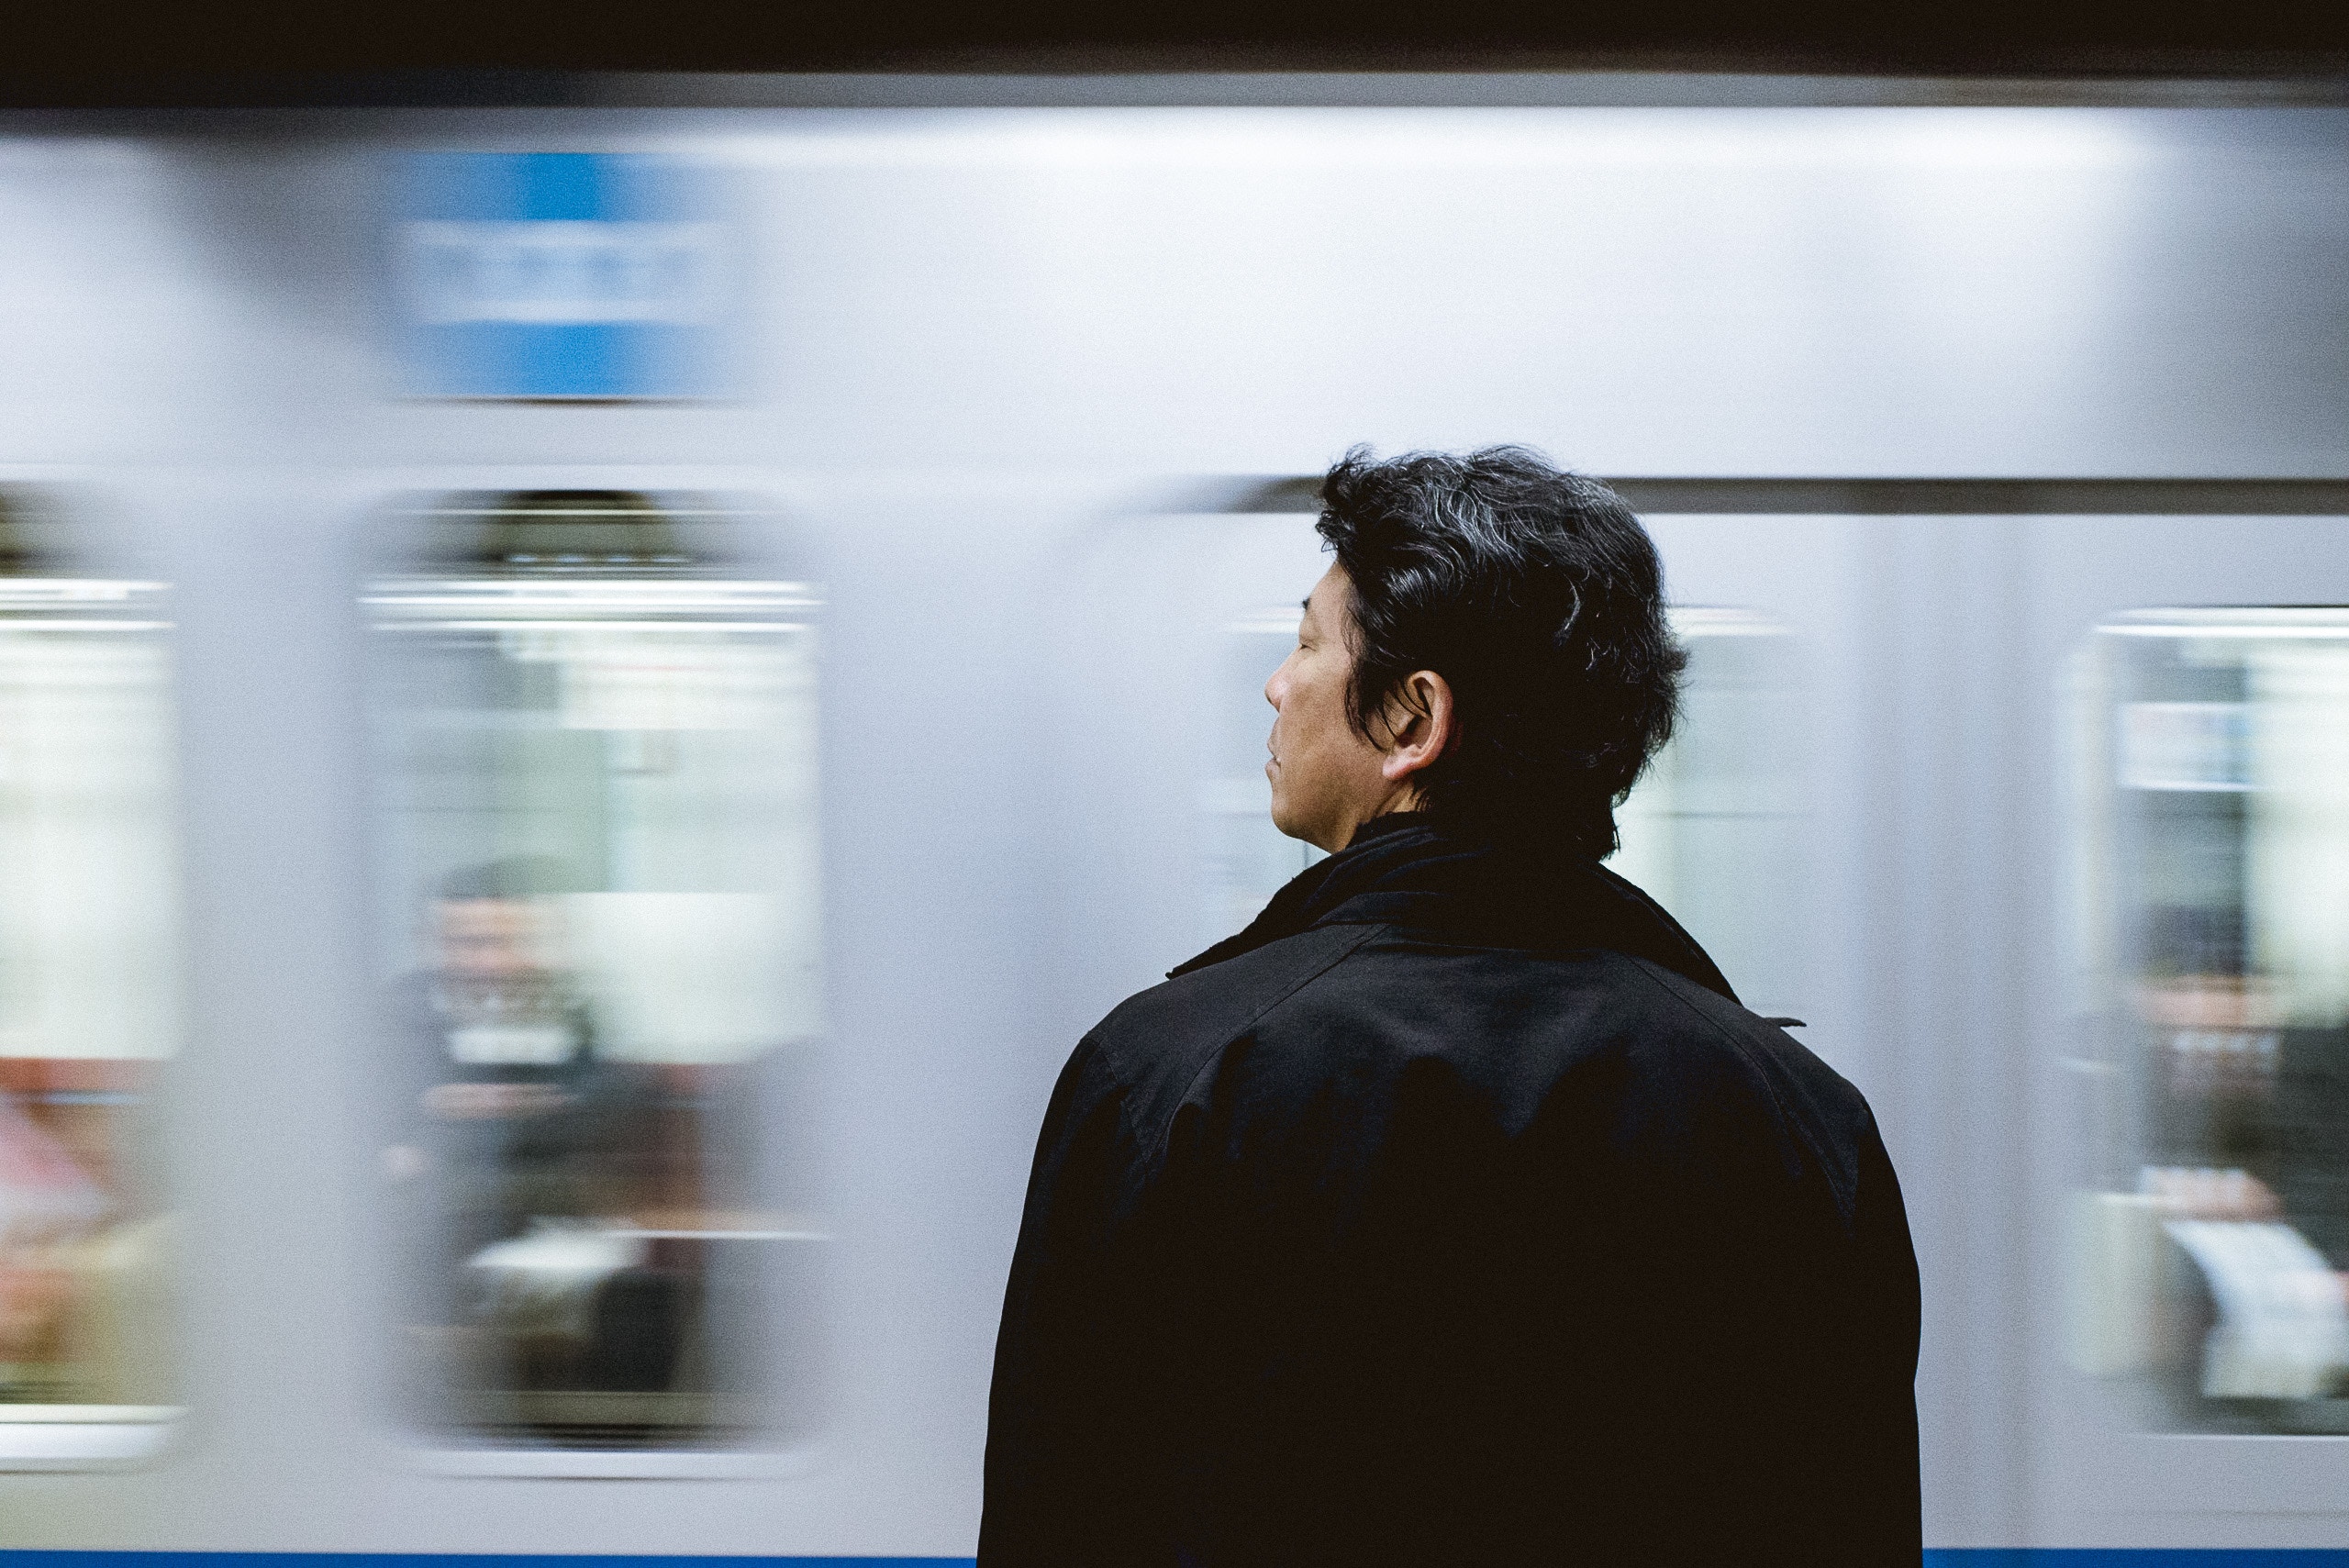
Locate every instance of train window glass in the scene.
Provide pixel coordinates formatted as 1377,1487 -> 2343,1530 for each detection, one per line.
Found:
2070,608 -> 2349,1433
1200,603 -> 1803,1019
364,492 -> 822,1466
1612,609 -> 1805,1022
0,490 -> 182,1467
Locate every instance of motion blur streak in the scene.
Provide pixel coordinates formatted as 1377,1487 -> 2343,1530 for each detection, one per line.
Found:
364,491 -> 823,1466
2067,613 -> 2349,1431
0,492 -> 179,1463
0,95 -> 2343,1557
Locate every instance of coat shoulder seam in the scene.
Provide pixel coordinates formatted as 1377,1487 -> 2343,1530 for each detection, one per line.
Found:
1609,952 -> 1855,1226
1140,921 -> 1392,1171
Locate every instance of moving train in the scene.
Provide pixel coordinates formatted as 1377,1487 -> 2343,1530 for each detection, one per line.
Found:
0,81 -> 2347,1560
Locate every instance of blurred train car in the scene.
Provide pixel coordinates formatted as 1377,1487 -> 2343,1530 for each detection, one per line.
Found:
0,81 -> 2346,1561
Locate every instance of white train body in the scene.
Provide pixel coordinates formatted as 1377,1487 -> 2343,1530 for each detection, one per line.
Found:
0,86 -> 2344,1560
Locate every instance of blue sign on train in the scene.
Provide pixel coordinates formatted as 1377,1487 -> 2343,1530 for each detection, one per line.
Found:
395,153 -> 735,400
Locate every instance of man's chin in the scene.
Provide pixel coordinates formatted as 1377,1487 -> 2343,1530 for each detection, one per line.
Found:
1266,803 -> 1325,851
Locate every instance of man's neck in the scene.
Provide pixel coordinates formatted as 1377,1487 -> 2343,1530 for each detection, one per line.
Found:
1333,793 -> 1427,851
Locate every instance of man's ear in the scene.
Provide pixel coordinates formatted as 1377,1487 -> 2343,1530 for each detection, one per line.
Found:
1378,670 -> 1454,784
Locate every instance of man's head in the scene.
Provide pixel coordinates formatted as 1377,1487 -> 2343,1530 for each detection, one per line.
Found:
437,897 -> 558,980
1264,446 -> 1684,857
432,855 -> 579,979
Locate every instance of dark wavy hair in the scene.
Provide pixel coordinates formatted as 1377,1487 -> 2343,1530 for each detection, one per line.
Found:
1315,445 -> 1686,859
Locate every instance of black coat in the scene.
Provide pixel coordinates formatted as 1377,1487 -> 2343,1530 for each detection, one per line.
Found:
982,813 -> 1920,1567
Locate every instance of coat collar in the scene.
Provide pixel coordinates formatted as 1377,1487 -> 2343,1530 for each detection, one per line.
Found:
1168,811 -> 1737,1004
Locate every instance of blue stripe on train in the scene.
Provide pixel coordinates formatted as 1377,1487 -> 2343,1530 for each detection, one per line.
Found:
4,1552 -> 2347,1565
1925,1558 -> 2349,1565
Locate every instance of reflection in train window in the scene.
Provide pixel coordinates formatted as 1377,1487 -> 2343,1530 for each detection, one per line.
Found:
364,491 -> 822,1463
0,490 -> 182,1467
2070,610 -> 2349,1433
1199,605 -> 1803,1020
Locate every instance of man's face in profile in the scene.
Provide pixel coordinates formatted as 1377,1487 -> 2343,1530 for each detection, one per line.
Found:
1264,564 -> 1396,852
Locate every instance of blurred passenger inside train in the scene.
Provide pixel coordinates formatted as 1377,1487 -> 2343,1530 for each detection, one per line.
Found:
2129,910 -> 2349,1408
384,856 -> 660,1397
984,447 -> 1921,1566
389,855 -> 630,1235
2134,911 -> 2349,1272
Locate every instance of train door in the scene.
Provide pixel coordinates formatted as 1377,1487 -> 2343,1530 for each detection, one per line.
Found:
359,488 -> 824,1473
2028,510 -> 2349,1546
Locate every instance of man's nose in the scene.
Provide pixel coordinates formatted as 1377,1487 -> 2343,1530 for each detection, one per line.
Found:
1264,670 -> 1284,709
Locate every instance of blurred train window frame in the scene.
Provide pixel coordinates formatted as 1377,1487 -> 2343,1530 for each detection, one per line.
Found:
357,485 -> 826,1479
2068,606 -> 2349,1440
0,482 -> 184,1471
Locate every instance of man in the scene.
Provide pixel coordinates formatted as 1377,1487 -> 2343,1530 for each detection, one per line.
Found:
388,857 -> 625,1233
983,447 -> 1920,1565
384,857 -> 666,1410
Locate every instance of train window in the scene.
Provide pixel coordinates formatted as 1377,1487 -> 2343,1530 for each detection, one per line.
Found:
2070,609 -> 2349,1433
1613,609 -> 1805,1021
363,491 -> 823,1469
1200,603 -> 1804,1019
0,490 -> 182,1467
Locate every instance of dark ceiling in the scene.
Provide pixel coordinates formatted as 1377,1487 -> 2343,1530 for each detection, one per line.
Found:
5,0 -> 2346,106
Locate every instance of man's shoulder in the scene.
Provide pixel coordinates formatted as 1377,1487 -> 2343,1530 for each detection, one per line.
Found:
1599,953 -> 1878,1204
1095,920 -> 1824,1081
1088,920 -> 1387,1079
1087,925 -> 1876,1200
